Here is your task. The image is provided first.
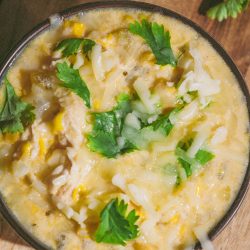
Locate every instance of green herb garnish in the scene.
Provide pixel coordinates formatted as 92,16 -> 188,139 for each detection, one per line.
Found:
88,94 -> 136,158
152,113 -> 173,136
0,78 -> 35,133
88,95 -> 178,157
56,62 -> 91,108
129,19 -> 177,66
205,0 -> 249,21
95,198 -> 139,246
178,157 -> 193,177
175,139 -> 214,177
195,149 -> 215,165
54,38 -> 95,57
175,147 -> 197,177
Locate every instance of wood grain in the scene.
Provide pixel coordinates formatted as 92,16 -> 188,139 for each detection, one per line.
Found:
0,0 -> 249,249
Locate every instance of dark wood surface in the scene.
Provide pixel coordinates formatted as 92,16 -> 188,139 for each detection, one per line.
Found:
0,0 -> 249,249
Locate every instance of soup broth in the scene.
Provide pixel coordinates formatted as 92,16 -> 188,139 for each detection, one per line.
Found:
0,9 -> 249,250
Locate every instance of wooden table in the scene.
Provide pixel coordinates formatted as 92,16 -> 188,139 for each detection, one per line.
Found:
0,0 -> 249,249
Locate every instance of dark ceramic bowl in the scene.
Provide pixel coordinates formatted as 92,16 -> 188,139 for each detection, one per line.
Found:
0,1 -> 249,249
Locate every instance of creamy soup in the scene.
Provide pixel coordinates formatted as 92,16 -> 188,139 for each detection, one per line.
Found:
0,9 -> 249,250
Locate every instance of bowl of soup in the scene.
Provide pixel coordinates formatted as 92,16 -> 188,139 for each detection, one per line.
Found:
0,1 -> 249,250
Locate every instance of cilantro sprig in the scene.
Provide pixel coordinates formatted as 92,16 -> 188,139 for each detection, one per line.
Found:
88,93 -> 177,158
200,0 -> 249,21
56,62 -> 91,108
0,78 -> 35,134
129,19 -> 177,66
95,198 -> 139,246
88,94 -> 136,158
54,38 -> 95,57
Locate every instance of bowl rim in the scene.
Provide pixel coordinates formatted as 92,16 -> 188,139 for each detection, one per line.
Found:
0,1 -> 249,249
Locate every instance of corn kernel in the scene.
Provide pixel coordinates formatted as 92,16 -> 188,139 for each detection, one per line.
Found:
53,111 -> 64,133
39,137 -> 46,157
22,142 -> 32,158
169,214 -> 180,224
72,184 -> 86,203
93,99 -> 101,110
72,22 -> 85,37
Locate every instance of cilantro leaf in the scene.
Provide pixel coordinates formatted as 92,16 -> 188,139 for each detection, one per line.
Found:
178,158 -> 192,177
55,38 -> 82,57
129,19 -> 177,66
199,0 -> 223,15
195,149 -> 214,165
175,146 -> 195,177
56,62 -> 91,108
55,38 -> 95,57
206,0 -> 249,21
175,139 -> 214,177
175,147 -> 197,170
95,198 -> 139,246
88,112 -> 121,157
0,78 -> 35,133
177,138 -> 193,152
150,107 -> 183,136
88,94 -> 136,158
82,39 -> 96,54
152,113 -> 173,136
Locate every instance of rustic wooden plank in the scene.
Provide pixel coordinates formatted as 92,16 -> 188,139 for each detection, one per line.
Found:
0,0 -> 249,249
